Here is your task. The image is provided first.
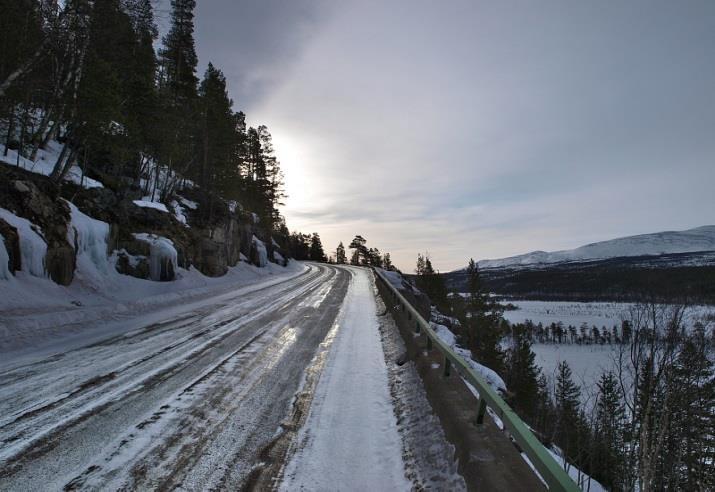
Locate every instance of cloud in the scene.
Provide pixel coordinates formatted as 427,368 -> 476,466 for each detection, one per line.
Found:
195,0 -> 715,271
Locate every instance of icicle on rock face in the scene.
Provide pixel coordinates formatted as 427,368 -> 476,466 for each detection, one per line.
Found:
252,235 -> 268,267
0,234 -> 11,280
0,208 -> 47,277
66,201 -> 110,275
133,233 -> 178,281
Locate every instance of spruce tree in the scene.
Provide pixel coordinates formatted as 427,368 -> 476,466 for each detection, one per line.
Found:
554,361 -> 582,461
159,0 -> 198,104
505,326 -> 541,423
157,0 -> 199,192
462,258 -> 504,374
593,371 -> 626,490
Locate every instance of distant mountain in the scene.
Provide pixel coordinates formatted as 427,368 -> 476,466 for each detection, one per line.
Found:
473,226 -> 715,270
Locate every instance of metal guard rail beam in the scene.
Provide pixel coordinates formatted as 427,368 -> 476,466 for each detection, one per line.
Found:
372,267 -> 580,492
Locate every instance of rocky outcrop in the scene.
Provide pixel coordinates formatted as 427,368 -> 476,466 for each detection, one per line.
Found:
0,166 -> 76,285
0,218 -> 21,273
0,162 -> 285,285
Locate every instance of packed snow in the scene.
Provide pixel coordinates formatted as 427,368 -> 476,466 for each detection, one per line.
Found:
475,225 -> 715,269
0,258 -> 306,368
133,199 -> 169,213
179,197 -> 198,210
0,207 -> 47,277
281,268 -> 410,490
170,200 -> 188,226
1,141 -> 104,189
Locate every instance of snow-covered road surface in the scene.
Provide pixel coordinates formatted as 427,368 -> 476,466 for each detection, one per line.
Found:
0,265 -> 429,491
280,266 -> 411,491
0,264 -> 354,489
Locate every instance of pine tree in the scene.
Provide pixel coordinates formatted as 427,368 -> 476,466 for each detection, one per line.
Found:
309,233 -> 327,262
197,63 -> 236,193
348,235 -> 367,265
382,252 -> 393,270
367,247 -> 382,267
335,242 -> 347,264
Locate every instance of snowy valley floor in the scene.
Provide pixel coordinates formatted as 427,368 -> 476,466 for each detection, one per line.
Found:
0,265 -> 459,490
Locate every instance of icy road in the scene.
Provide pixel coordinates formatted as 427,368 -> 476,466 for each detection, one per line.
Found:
0,264 -> 460,490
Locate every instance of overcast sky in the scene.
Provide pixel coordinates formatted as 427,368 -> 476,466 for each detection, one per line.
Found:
183,0 -> 714,271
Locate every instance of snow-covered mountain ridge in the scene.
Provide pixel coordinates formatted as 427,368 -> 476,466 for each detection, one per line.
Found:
475,226 -> 715,270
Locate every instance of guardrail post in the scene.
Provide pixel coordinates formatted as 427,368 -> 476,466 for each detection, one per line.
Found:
415,321 -> 420,334
443,357 -> 451,377
426,336 -> 433,351
475,397 -> 487,425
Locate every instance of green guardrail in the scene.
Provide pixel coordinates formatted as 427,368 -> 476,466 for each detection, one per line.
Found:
372,267 -> 580,492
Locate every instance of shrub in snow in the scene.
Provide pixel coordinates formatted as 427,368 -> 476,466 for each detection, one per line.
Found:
0,208 -> 47,277
133,233 -> 178,281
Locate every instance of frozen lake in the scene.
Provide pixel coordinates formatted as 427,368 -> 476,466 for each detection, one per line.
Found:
503,300 -> 713,330
504,300 -> 714,402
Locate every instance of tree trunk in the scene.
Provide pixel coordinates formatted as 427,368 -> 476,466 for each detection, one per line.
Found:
0,39 -> 48,99
4,106 -> 15,157
50,139 -> 71,180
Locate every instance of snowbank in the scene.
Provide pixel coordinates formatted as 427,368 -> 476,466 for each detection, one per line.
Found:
133,233 -> 178,281
431,322 -> 507,393
1,142 -> 103,189
133,200 -> 169,213
281,267 -> 410,490
0,207 -> 47,277
274,251 -> 285,263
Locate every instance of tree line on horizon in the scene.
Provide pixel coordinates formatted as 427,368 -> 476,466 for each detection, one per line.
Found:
284,233 -> 396,270
414,256 -> 714,490
1,0 -> 286,230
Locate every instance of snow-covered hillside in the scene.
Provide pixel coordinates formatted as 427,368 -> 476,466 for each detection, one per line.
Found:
477,226 -> 715,269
